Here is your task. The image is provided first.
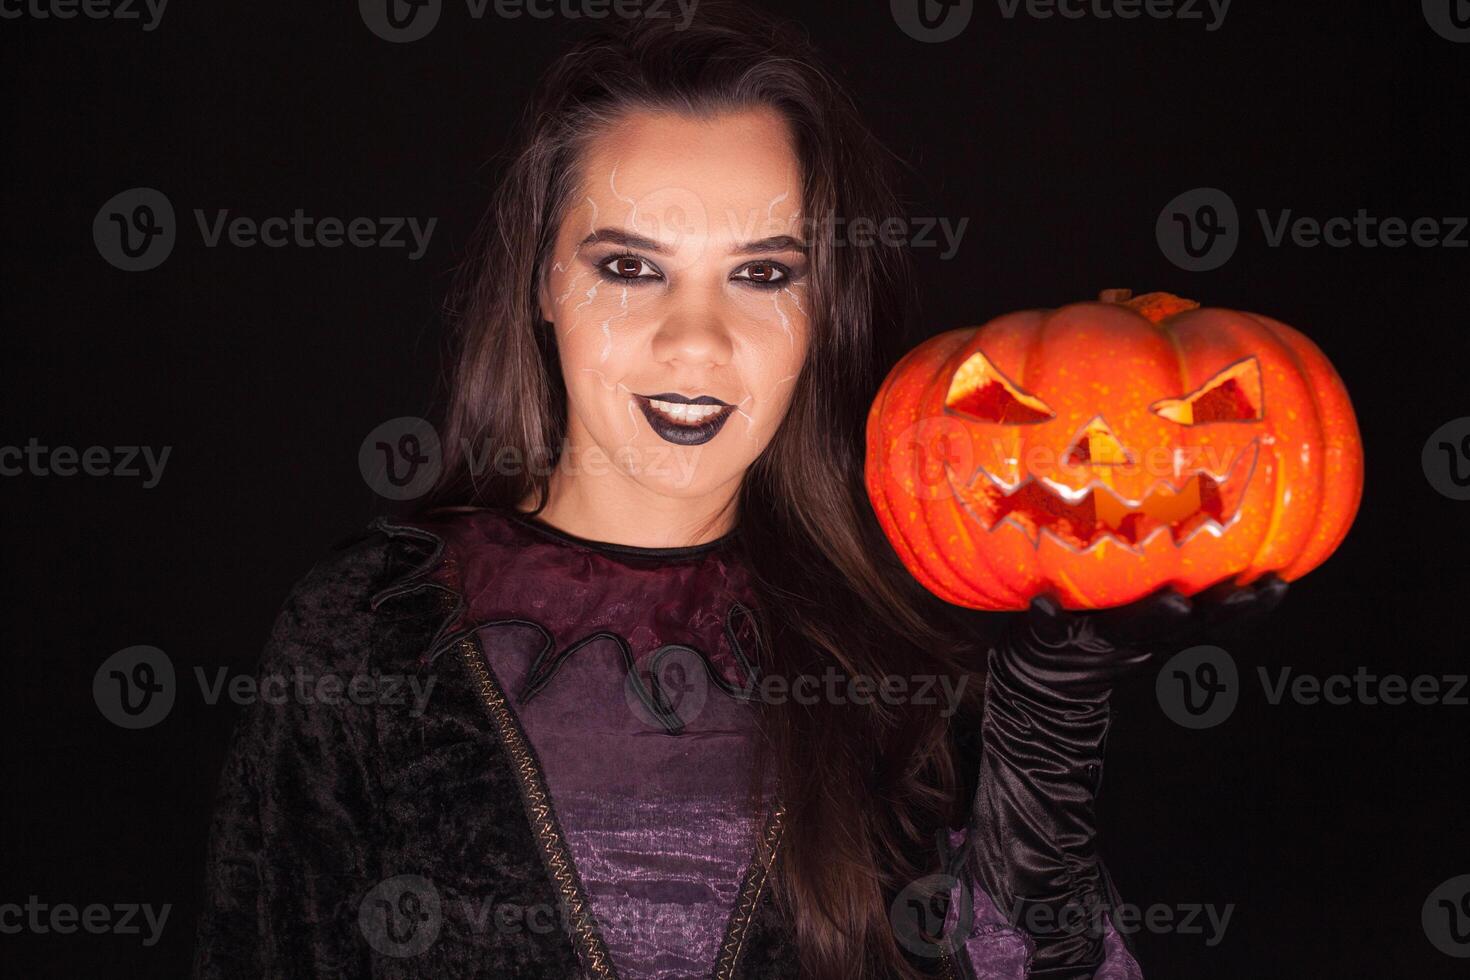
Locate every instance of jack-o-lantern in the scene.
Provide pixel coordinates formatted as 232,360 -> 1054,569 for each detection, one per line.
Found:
866,290 -> 1363,610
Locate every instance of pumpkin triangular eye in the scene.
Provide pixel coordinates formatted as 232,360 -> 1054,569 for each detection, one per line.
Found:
1151,357 -> 1263,425
945,349 -> 1055,424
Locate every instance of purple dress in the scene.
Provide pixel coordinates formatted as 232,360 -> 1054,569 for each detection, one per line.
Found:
409,507 -> 1142,979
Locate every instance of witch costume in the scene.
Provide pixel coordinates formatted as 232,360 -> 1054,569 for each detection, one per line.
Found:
193,507 -> 1146,979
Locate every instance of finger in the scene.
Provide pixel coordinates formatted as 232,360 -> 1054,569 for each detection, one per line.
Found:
1095,586 -> 1194,645
1025,593 -> 1078,648
1215,573 -> 1289,633
1196,572 -> 1286,609
1027,594 -> 1149,657
1250,573 -> 1290,615
1193,575 -> 1243,608
1196,573 -> 1289,633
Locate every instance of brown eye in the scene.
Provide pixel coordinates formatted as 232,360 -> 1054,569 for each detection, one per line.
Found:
731,261 -> 789,287
599,255 -> 661,281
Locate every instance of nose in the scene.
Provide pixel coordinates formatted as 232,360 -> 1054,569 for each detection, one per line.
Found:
1065,416 -> 1133,466
650,303 -> 734,369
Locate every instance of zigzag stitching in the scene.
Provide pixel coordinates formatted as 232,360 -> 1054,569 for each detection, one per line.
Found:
713,803 -> 787,980
459,637 -> 616,978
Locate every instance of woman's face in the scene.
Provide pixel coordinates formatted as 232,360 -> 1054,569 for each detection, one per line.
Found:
538,108 -> 810,503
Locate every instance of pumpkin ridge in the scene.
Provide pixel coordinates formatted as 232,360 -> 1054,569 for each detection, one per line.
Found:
933,341 -> 1030,608
1242,311 -> 1335,578
941,461 -> 1024,608
1246,310 -> 1324,576
876,331 -> 993,606
869,439 -> 974,609
920,338 -> 1010,605
867,376 -> 951,603
1049,563 -> 1094,609
1159,315 -> 1192,423
999,315 -> 1052,604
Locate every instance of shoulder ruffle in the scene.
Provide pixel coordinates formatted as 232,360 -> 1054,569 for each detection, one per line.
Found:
366,509 -> 763,735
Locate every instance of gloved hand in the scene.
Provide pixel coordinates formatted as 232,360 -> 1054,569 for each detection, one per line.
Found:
967,576 -> 1287,979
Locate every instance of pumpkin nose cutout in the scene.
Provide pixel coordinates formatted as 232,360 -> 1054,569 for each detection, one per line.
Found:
1065,416 -> 1134,467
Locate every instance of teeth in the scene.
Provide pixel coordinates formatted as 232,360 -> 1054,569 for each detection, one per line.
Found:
647,399 -> 726,424
954,440 -> 1259,553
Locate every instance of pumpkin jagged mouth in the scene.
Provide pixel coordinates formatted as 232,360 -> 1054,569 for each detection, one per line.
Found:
951,440 -> 1258,552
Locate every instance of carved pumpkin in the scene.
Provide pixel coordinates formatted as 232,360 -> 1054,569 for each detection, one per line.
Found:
866,290 -> 1363,610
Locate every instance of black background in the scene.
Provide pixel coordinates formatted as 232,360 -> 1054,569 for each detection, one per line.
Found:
3,1 -> 1468,976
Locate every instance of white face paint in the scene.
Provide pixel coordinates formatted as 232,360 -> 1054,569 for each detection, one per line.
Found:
537,109 -> 810,503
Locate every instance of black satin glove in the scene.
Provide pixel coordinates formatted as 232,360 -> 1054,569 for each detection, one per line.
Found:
967,576 -> 1287,979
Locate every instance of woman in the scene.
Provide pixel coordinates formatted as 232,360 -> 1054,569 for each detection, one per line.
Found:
194,6 -> 1281,978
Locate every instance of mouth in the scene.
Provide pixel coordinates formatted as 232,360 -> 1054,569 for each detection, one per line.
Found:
951,441 -> 1258,552
633,392 -> 736,446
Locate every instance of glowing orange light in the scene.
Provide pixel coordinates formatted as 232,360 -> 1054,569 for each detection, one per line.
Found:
865,290 -> 1364,610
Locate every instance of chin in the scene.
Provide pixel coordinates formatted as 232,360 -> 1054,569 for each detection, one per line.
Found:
628,464 -> 736,501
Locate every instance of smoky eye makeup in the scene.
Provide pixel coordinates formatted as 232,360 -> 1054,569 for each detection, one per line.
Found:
730,259 -> 802,289
593,252 -> 664,284
585,249 -> 808,289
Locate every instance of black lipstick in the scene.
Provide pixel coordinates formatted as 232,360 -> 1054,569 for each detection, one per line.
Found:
632,391 -> 736,446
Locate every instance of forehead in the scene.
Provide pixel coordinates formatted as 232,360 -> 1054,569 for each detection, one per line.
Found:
570,108 -> 803,242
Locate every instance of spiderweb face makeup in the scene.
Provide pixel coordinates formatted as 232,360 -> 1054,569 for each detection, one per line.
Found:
538,108 -> 810,499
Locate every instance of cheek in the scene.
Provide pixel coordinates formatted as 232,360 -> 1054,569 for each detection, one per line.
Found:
729,283 -> 809,378
549,272 -> 658,369
545,273 -> 646,438
728,288 -> 808,440
729,281 -> 806,347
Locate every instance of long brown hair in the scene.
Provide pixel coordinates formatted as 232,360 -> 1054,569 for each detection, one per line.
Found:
428,6 -> 979,976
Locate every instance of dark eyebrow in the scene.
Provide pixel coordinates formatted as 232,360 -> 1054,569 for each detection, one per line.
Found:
577,228 -> 807,257
578,228 -> 671,254
729,235 -> 807,256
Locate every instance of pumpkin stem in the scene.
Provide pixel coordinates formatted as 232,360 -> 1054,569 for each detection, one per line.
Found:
1099,288 -> 1200,325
